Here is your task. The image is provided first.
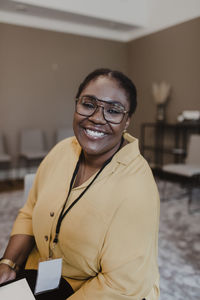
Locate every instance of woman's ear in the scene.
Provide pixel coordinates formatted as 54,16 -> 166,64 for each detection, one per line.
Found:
125,116 -> 131,130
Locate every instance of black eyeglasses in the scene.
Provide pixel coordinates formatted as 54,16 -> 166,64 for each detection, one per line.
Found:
75,95 -> 129,124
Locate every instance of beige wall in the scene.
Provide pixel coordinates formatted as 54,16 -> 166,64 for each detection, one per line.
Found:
0,18 -> 200,167
0,24 -> 128,166
128,17 -> 200,138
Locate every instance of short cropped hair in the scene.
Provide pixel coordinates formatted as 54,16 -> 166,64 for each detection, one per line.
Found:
76,68 -> 137,116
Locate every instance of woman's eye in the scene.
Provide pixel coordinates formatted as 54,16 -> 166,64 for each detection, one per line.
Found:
82,102 -> 95,109
107,108 -> 121,114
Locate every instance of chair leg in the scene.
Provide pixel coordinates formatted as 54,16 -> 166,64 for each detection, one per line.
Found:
159,171 -> 169,201
187,177 -> 200,214
187,183 -> 193,213
161,179 -> 168,201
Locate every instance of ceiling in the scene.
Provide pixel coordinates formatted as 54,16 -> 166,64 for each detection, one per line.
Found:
0,0 -> 199,42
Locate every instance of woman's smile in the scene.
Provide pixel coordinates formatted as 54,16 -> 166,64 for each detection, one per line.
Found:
81,123 -> 109,139
84,128 -> 107,138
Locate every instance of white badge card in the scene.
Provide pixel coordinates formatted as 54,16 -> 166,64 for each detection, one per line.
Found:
35,258 -> 62,295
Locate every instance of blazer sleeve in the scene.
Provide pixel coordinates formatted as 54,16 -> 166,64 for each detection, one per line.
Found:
68,179 -> 160,300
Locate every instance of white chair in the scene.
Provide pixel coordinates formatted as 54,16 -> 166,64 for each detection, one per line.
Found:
0,134 -> 11,164
0,133 -> 11,180
162,134 -> 200,213
56,128 -> 74,143
19,129 -> 47,169
23,173 -> 35,203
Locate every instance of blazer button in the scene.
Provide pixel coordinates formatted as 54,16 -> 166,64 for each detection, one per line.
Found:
50,212 -> 54,217
44,235 -> 48,241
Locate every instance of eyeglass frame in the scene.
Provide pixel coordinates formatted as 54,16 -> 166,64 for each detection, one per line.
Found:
75,95 -> 129,124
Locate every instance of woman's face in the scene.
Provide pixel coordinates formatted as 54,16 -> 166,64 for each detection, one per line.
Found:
73,76 -> 131,158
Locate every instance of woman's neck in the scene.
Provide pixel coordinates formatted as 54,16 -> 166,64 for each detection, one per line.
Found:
74,138 -> 127,188
82,138 -> 126,170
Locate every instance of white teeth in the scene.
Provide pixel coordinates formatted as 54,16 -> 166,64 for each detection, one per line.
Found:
86,129 -> 105,137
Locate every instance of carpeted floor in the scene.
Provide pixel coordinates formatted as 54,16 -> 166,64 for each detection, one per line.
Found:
157,180 -> 200,299
0,180 -> 200,299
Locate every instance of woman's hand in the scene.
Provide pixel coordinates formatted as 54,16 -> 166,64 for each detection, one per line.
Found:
0,234 -> 35,285
0,264 -> 16,284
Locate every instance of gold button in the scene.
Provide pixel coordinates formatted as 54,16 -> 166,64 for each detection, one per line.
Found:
50,212 -> 54,217
44,235 -> 48,241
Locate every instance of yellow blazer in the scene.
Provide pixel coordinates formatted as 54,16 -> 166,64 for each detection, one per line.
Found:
12,133 -> 160,300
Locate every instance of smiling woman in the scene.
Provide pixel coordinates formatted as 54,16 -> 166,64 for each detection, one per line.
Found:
0,69 -> 160,300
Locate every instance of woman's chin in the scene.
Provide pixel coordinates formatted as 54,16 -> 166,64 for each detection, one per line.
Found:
81,142 -> 107,157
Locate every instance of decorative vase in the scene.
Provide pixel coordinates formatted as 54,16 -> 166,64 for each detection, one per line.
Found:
152,81 -> 171,123
156,104 -> 166,123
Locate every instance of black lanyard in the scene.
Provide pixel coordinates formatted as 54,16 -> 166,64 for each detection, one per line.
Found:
53,137 -> 124,244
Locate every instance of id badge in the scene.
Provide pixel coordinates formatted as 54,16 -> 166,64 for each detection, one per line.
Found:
34,258 -> 62,295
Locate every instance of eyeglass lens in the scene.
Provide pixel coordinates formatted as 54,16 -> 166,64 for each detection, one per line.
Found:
76,96 -> 125,124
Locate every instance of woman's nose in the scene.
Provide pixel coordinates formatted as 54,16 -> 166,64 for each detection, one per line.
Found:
88,106 -> 107,124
